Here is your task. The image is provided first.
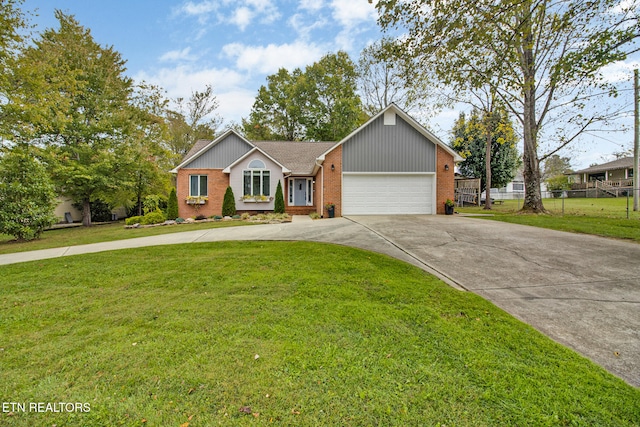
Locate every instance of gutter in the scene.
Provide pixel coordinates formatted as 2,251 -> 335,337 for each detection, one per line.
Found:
315,157 -> 324,217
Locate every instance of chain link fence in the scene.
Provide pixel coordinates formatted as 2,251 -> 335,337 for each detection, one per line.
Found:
460,188 -> 640,219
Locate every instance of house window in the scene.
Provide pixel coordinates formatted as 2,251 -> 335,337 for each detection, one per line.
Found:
189,175 -> 208,197
243,161 -> 270,196
512,181 -> 524,192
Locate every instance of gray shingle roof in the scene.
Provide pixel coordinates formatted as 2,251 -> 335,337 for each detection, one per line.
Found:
574,157 -> 634,174
253,141 -> 337,175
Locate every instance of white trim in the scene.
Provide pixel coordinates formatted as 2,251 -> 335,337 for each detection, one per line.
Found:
223,146 -> 290,174
288,177 -> 313,206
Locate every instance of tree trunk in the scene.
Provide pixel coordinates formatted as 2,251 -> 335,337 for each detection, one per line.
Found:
484,127 -> 492,210
519,2 -> 545,213
82,197 -> 92,227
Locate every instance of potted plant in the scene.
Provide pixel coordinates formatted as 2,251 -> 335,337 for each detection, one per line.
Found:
325,202 -> 335,218
444,198 -> 455,215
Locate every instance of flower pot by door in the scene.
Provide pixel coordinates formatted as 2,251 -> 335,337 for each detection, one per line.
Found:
327,206 -> 335,218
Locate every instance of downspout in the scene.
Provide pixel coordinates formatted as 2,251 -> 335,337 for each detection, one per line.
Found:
315,159 -> 324,217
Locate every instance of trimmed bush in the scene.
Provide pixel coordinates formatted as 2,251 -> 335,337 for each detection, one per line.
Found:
141,210 -> 165,225
222,186 -> 236,217
166,188 -> 179,220
125,216 -> 144,226
274,180 -> 285,214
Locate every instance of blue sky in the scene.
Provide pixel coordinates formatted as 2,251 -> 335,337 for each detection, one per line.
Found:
19,0 -> 640,169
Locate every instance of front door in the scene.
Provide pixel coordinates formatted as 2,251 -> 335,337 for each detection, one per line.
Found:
293,178 -> 307,206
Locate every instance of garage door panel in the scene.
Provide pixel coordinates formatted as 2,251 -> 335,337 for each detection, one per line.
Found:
342,174 -> 434,215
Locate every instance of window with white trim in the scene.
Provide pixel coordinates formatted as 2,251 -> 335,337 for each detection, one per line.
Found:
189,175 -> 208,197
243,160 -> 271,196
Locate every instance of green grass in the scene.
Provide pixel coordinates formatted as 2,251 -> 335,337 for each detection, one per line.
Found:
1,242 -> 638,426
458,198 -> 640,242
0,220 -> 256,255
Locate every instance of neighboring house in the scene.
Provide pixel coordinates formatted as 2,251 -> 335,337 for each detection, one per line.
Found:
483,167 -> 550,200
171,104 -> 463,217
572,157 -> 634,184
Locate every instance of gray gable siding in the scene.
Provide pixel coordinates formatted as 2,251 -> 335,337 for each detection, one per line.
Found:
342,115 -> 436,173
183,133 -> 252,169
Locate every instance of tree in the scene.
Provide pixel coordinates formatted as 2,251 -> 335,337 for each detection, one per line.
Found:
543,155 -> 573,195
0,146 -> 57,241
167,188 -> 179,220
243,68 -> 306,141
222,186 -> 236,217
5,11 -> 136,226
0,0 -> 28,102
167,85 -> 222,158
376,0 -> 640,213
450,109 -> 520,193
302,51 -> 366,141
243,51 -> 366,142
274,180 -> 285,214
356,37 -> 429,115
542,155 -> 573,181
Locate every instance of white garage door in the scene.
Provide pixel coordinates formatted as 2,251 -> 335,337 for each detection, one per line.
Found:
342,173 -> 435,215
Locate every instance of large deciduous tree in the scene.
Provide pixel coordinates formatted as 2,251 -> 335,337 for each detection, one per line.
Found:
242,68 -> 305,141
5,11 -> 136,226
0,0 -> 27,100
450,108 -> 520,194
376,0 -> 640,212
356,37 -> 430,116
243,51 -> 366,141
167,84 -> 222,158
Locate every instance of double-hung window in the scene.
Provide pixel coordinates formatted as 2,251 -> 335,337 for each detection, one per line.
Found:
243,160 -> 271,197
189,175 -> 208,197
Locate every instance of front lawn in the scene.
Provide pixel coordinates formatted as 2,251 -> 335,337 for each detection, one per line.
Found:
0,220 -> 257,255
457,198 -> 640,242
1,242 -> 637,426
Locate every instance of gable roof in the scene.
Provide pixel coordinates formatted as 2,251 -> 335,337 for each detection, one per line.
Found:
573,157 -> 634,175
319,103 -> 464,163
222,146 -> 291,174
170,129 -> 254,173
253,141 -> 336,175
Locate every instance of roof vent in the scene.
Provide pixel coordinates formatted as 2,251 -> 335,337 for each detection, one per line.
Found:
384,111 -> 396,126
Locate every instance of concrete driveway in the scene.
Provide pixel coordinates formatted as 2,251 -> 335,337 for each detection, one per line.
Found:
348,215 -> 640,388
1,215 -> 638,387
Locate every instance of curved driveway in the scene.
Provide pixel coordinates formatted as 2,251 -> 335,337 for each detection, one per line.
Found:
1,215 -> 638,387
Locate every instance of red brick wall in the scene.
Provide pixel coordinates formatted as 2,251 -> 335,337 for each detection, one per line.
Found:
176,169 -> 229,218
436,146 -> 455,214
322,145 -> 342,217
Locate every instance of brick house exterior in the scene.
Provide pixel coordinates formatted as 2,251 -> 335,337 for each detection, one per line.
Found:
171,104 -> 462,218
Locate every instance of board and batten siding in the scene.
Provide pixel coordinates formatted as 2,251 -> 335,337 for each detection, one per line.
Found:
183,133 -> 252,169
342,114 -> 436,173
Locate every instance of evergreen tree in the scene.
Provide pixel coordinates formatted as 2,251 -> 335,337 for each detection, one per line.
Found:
222,186 -> 236,217
166,188 -> 179,220
274,180 -> 285,214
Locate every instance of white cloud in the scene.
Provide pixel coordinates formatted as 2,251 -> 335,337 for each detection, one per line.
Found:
222,41 -> 326,74
179,1 -> 218,16
299,0 -> 325,11
231,7 -> 253,31
600,60 -> 640,84
134,65 -> 251,124
330,0 -> 377,28
288,13 -> 328,40
159,47 -> 197,62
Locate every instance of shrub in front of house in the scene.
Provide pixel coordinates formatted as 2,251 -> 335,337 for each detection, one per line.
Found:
274,180 -> 285,214
222,186 -> 236,217
141,210 -> 166,225
125,216 -> 144,226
